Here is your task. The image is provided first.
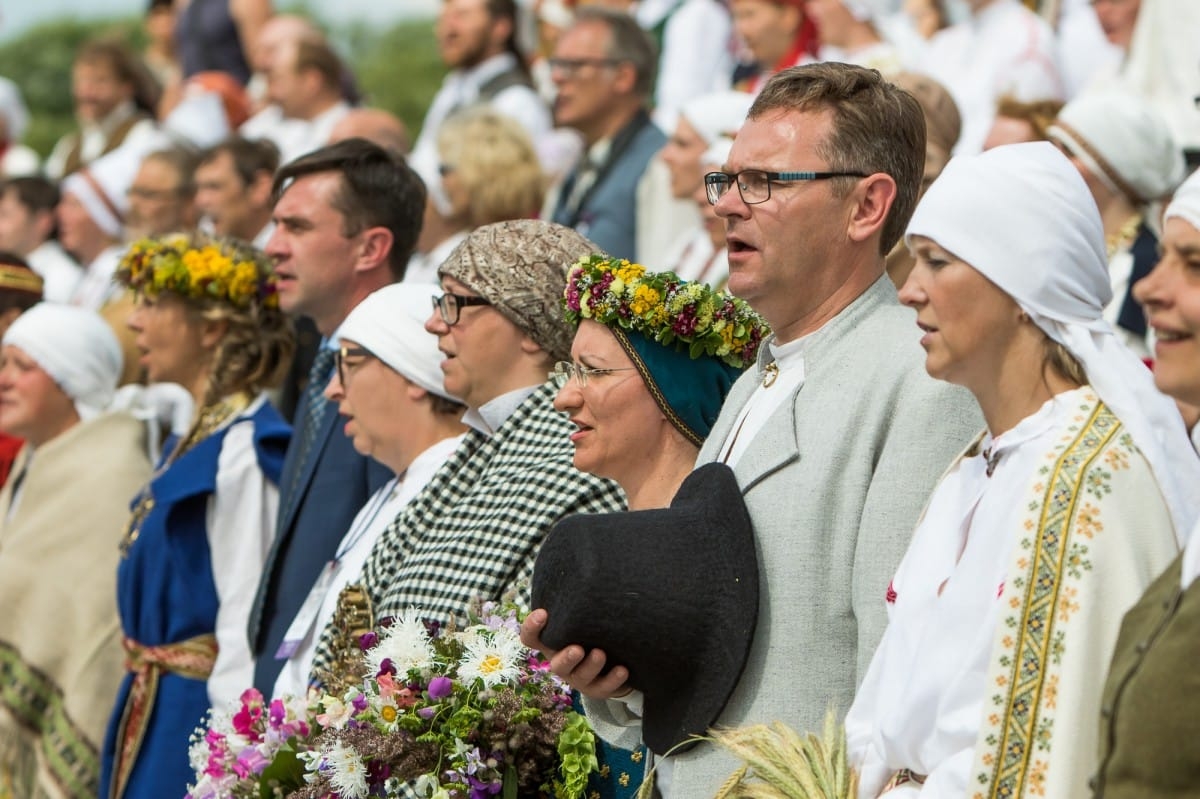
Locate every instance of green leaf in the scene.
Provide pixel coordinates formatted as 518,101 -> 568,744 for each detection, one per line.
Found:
257,744 -> 307,799
503,764 -> 519,799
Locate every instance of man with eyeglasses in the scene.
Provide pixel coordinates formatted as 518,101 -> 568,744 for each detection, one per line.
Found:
246,138 -> 427,695
526,63 -> 981,795
548,7 -> 666,262
306,218 -> 625,681
125,146 -> 199,240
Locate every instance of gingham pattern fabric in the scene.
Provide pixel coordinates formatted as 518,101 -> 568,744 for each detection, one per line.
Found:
310,381 -> 626,678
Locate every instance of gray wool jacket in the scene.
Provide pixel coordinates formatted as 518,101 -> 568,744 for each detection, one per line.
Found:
587,274 -> 983,795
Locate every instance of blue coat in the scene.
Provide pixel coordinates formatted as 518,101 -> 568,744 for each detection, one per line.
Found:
551,110 -> 666,262
247,379 -> 390,693
100,400 -> 290,799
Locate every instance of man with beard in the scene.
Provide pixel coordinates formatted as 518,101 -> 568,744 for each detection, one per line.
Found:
407,0 -> 552,184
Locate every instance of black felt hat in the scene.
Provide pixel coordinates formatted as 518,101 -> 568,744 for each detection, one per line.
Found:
531,462 -> 759,755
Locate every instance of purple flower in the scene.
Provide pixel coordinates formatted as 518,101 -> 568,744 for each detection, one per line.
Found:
428,675 -> 454,699
359,631 -> 379,650
376,657 -> 396,677
352,693 -> 369,712
418,706 -> 438,719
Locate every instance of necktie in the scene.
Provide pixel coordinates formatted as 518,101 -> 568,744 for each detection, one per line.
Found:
285,347 -> 337,502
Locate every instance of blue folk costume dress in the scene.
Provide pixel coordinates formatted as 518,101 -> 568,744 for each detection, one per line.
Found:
99,394 -> 290,799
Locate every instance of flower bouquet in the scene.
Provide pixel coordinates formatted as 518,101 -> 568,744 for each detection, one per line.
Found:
185,604 -> 597,799
185,690 -> 313,799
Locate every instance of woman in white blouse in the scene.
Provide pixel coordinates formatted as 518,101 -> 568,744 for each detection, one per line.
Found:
845,142 -> 1200,799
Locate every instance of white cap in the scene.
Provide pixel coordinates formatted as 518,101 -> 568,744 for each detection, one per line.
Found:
1047,91 -> 1185,205
337,283 -> 462,404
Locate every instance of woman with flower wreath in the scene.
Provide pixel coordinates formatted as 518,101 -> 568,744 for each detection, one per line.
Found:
524,253 -> 769,797
844,144 -> 1199,798
98,232 -> 293,799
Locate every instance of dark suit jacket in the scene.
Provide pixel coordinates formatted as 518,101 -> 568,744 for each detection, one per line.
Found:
248,377 -> 390,693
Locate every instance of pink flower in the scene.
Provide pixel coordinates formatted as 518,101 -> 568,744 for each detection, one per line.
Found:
377,672 -> 399,698
232,690 -> 265,741
232,746 -> 270,778
885,581 -> 897,604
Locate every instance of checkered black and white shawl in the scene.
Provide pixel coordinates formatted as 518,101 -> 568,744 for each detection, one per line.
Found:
310,381 -> 626,675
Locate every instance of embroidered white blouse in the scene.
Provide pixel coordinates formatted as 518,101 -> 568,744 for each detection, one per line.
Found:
845,389 -> 1079,798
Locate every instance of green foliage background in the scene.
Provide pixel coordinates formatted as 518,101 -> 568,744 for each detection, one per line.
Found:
0,14 -> 444,157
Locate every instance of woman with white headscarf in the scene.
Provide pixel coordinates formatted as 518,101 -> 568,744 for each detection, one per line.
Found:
270,283 -> 467,701
0,304 -> 152,799
1047,91 -> 1185,360
1091,169 -> 1200,798
844,142 -> 1200,799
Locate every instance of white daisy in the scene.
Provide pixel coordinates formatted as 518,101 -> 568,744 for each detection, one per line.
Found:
323,740 -> 369,799
456,626 -> 527,688
366,608 -> 434,676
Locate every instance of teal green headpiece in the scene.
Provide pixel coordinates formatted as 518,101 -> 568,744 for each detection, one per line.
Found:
563,255 -> 770,446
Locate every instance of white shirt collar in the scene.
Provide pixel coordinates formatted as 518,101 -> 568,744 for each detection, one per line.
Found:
462,384 -> 539,436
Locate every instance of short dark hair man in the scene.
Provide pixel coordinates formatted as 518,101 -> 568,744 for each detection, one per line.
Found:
195,136 -> 280,247
247,138 -> 427,693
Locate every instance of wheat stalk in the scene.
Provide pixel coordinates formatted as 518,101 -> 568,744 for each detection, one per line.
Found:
709,711 -> 859,799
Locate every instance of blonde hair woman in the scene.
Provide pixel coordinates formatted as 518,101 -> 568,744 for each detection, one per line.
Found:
407,109 -> 546,283
99,232 -> 293,799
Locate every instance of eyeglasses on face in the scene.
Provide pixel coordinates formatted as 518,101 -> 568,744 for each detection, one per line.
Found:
335,345 -> 372,387
547,57 -> 622,79
704,169 -> 868,205
551,360 -> 638,388
432,292 -> 492,326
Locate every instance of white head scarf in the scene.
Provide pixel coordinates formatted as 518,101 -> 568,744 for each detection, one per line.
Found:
679,91 -> 755,147
1164,167 -> 1200,232
1047,91 -> 1184,205
336,283 -> 462,404
2,303 -> 122,422
907,141 -> 1200,544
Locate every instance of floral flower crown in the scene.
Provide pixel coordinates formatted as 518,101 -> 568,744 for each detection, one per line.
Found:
117,232 -> 281,311
563,254 -> 769,369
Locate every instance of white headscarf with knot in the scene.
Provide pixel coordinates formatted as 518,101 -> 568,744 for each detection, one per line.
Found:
3,303 -> 122,423
906,141 -> 1200,545
336,283 -> 463,404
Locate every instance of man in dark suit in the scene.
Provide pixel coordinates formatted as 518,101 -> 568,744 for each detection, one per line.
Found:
247,138 -> 426,694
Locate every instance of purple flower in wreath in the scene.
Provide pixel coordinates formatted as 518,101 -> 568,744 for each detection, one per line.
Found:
428,675 -> 454,700
359,631 -> 379,650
